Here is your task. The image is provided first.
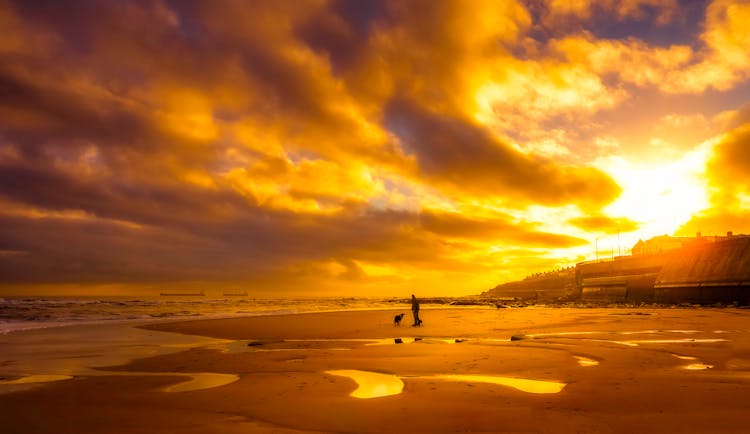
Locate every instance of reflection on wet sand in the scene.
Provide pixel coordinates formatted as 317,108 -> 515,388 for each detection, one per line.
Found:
431,375 -> 566,394
522,330 -> 729,347
0,375 -> 73,385
326,370 -> 567,398
683,363 -> 713,370
615,339 -> 727,346
326,370 -> 404,398
574,356 -> 599,367
0,372 -> 238,393
285,337 -> 467,346
671,354 -> 713,370
160,372 -> 239,393
672,354 -> 697,360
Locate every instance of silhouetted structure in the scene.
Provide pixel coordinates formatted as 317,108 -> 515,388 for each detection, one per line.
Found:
654,235 -> 750,303
482,232 -> 750,305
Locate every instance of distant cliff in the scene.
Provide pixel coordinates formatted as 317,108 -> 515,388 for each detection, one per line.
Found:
481,268 -> 576,301
482,235 -> 750,305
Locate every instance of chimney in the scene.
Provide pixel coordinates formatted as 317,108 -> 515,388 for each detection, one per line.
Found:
727,231 -> 733,237
696,232 -> 702,239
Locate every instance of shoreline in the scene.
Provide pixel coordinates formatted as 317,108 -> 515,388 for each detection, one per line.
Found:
3,295 -> 747,336
2,307 -> 750,433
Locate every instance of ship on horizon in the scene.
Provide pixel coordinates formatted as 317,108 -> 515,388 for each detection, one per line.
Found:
160,290 -> 205,296
222,291 -> 248,296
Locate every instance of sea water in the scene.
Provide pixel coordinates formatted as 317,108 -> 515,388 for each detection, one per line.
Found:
0,296 -> 443,335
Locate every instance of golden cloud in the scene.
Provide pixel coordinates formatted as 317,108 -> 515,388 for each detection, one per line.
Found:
551,35 -> 693,88
568,215 -> 640,234
664,0 -> 750,93
420,210 -> 588,247
679,120 -> 750,236
2,0 -> 747,295
544,0 -> 680,23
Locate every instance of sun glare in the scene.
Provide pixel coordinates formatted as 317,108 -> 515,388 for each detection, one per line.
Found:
598,142 -> 715,238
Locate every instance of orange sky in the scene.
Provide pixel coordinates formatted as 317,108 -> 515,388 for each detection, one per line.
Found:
0,0 -> 749,296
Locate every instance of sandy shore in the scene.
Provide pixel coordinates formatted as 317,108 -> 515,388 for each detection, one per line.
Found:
2,307 -> 750,433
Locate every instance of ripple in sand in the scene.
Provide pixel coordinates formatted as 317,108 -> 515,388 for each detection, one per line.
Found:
574,356 -> 599,367
0,374 -> 73,384
161,372 -> 239,393
431,375 -> 566,394
326,370 -> 403,398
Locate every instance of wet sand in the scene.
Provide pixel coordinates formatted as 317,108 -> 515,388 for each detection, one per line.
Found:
2,307 -> 750,433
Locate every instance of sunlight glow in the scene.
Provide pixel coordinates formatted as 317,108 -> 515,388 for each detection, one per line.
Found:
597,141 -> 715,238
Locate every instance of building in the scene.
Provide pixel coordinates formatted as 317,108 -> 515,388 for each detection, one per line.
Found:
631,235 -> 695,256
632,232 -> 739,256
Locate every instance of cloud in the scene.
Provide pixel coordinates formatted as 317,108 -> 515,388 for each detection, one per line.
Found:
568,215 -> 640,234
385,98 -> 621,208
2,0 -> 748,295
707,123 -> 750,196
420,210 -> 588,247
541,0 -> 681,24
551,35 -> 693,88
678,120 -> 750,235
543,1 -> 750,95
664,0 -> 750,93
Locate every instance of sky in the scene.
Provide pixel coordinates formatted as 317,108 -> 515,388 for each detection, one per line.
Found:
1,0 -> 749,296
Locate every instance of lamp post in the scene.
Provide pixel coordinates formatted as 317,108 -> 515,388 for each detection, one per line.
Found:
595,237 -> 599,260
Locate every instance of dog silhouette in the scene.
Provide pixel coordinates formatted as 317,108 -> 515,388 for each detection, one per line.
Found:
394,313 -> 405,326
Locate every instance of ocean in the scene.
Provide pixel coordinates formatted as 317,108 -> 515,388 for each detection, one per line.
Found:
0,295 -> 462,335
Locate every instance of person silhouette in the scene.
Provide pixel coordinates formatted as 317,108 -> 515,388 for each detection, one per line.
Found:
411,294 -> 421,326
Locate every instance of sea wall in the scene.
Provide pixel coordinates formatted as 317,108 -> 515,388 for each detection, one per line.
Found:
576,255 -> 667,302
654,236 -> 750,303
482,236 -> 750,304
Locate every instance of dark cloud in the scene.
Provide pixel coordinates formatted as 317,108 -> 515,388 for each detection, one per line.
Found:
386,98 -> 620,207
679,121 -> 750,236
295,0 -> 390,74
420,211 -> 587,247
707,123 -> 750,196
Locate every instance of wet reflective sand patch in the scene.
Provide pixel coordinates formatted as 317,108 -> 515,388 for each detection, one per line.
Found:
683,363 -> 713,370
161,372 -> 239,393
672,354 -> 697,361
0,374 -> 73,384
526,331 -> 601,338
529,330 -> 710,339
574,356 -> 599,367
670,354 -> 713,370
617,339 -> 727,346
326,370 -> 403,398
431,375 -> 566,394
285,337 -> 467,346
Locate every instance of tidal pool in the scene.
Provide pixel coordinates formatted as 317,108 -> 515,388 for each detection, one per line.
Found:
0,375 -> 73,385
671,354 -> 713,370
574,356 -> 599,367
431,375 -> 566,394
326,370 -> 404,398
160,372 -> 239,393
683,363 -> 713,370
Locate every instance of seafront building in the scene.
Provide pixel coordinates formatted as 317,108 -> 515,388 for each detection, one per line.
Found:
484,232 -> 750,304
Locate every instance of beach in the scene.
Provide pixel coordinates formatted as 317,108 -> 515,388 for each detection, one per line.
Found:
2,307 -> 750,433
